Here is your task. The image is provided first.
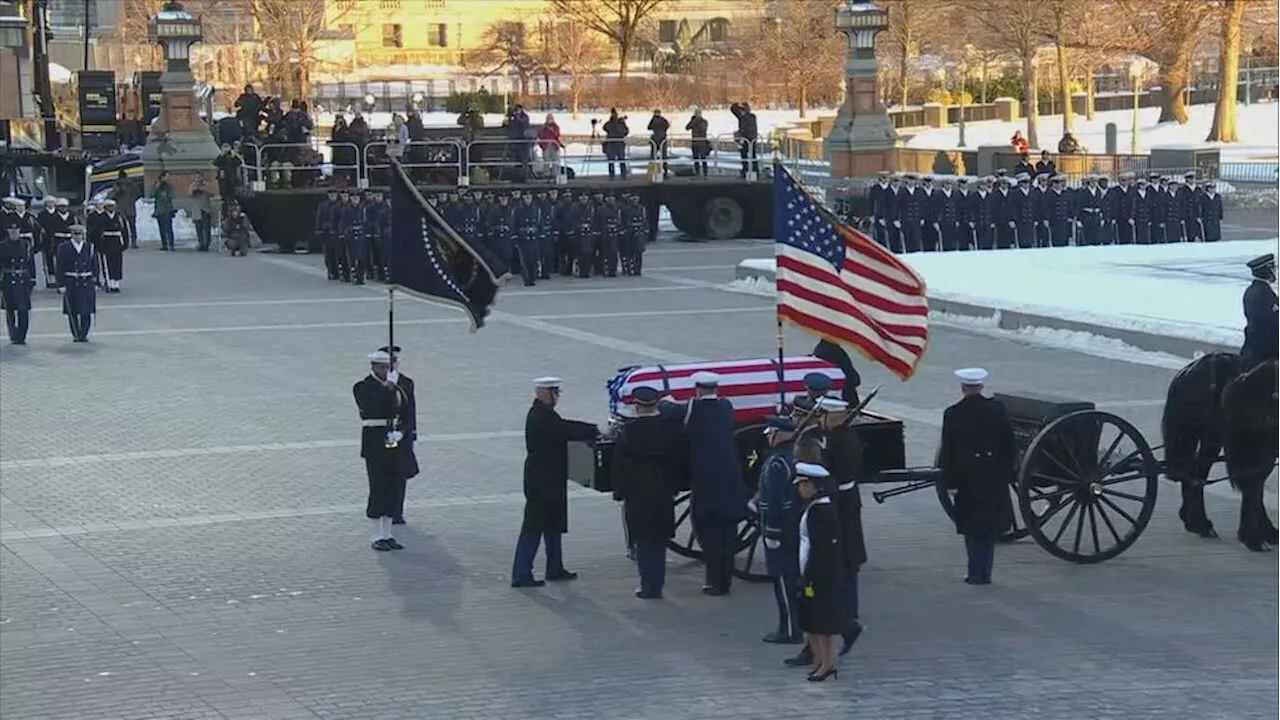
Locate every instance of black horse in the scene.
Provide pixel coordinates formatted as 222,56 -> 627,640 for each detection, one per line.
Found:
1162,352 -> 1278,551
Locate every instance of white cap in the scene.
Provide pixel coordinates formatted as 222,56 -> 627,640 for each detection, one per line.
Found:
2,197 -> 22,206
534,376 -> 562,389
955,367 -> 989,385
816,397 -> 849,413
691,371 -> 720,387
368,350 -> 392,364
792,462 -> 831,483
55,198 -> 69,206
42,196 -> 56,204
102,198 -> 117,206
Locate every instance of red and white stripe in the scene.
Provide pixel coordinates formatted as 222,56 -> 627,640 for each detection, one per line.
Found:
612,356 -> 844,422
776,221 -> 929,380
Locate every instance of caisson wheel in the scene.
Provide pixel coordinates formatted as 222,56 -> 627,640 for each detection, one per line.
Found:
667,421 -> 771,582
702,196 -> 744,240
1018,410 -> 1159,563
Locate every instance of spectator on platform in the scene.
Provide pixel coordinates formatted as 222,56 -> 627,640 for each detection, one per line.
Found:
686,107 -> 710,177
1010,130 -> 1029,156
389,113 -> 410,155
1057,132 -> 1083,154
234,84 -> 263,136
647,109 -> 670,175
537,114 -> 563,173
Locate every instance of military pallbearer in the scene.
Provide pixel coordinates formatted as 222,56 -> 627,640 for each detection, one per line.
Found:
56,225 -> 97,342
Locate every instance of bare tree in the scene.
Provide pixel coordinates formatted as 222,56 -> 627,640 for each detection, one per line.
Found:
247,0 -> 361,100
960,0 -> 1044,148
1206,0 -> 1246,141
1060,1 -> 1130,120
880,0 -> 936,108
465,22 -> 545,101
1116,0 -> 1213,124
745,0 -> 843,118
1043,0 -> 1078,133
547,0 -> 668,80
540,20 -> 610,118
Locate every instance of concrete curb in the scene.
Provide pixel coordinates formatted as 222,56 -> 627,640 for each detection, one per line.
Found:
734,262 -> 1238,358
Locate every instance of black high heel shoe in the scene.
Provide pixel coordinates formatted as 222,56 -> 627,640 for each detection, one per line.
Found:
807,667 -> 838,682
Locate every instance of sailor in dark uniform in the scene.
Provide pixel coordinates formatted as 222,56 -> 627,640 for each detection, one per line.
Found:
0,224 -> 35,344
1199,182 -> 1224,242
812,397 -> 866,656
48,198 -> 75,286
1076,175 -> 1105,246
380,345 -> 420,525
56,225 -> 97,342
792,371 -> 833,413
1239,254 -> 1278,372
938,368 -> 1015,585
512,377 -> 599,587
354,349 -> 408,551
792,462 -> 844,682
35,196 -> 61,289
98,199 -> 127,293
683,371 -> 742,596
758,414 -> 802,643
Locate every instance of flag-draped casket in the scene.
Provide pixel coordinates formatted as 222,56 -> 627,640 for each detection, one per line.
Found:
606,356 -> 845,423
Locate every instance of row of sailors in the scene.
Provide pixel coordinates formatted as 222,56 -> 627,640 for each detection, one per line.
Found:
865,170 -> 1225,252
0,196 -> 129,293
312,187 -> 653,287
1,205 -> 99,344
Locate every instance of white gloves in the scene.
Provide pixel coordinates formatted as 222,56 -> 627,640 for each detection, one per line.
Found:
386,430 -> 404,445
893,220 -> 901,228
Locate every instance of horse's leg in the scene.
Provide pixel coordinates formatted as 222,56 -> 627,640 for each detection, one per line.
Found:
1190,437 -> 1221,538
1171,427 -> 1218,538
1235,473 -> 1269,552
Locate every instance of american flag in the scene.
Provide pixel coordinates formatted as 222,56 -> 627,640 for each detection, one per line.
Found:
607,356 -> 845,422
773,167 -> 929,380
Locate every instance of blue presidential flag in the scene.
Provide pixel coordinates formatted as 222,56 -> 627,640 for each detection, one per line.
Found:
389,159 -> 509,331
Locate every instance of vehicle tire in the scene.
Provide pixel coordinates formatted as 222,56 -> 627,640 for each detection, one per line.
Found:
703,196 -> 744,240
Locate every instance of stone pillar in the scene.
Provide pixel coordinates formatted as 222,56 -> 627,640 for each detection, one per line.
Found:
993,97 -> 1020,122
140,1 -> 220,234
824,1 -> 899,178
922,103 -> 947,128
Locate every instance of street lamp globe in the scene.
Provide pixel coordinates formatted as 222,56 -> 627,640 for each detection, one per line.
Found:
149,1 -> 203,72
835,0 -> 890,51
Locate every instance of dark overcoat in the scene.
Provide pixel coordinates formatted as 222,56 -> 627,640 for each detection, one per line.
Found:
684,397 -> 743,522
610,413 -> 687,544
938,394 -> 1016,540
798,496 -> 846,635
395,372 -> 420,479
824,424 -> 868,570
0,235 -> 35,311
353,374 -> 403,519
1240,279 -> 1279,371
522,400 -> 598,534
56,240 -> 97,315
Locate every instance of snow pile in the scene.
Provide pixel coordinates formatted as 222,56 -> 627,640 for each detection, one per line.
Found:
131,199 -> 199,248
730,239 -> 1279,347
724,276 -> 775,297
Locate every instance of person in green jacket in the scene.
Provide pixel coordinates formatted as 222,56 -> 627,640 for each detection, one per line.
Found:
151,171 -> 177,250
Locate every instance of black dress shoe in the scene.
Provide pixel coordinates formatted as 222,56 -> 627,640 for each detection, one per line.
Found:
839,621 -> 864,656
762,632 -> 803,644
701,586 -> 729,597
511,577 -> 546,588
384,538 -> 404,550
391,518 -> 405,525
546,570 -> 578,582
371,539 -> 392,551
963,577 -> 991,585
634,589 -> 661,599
807,668 -> 838,682
783,648 -> 814,667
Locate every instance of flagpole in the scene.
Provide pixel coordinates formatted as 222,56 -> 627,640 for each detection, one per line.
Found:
387,157 -> 398,355
772,153 -> 786,412
775,313 -> 786,411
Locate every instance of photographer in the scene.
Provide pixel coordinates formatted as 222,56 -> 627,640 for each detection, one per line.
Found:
602,109 -> 630,180
731,102 -> 759,179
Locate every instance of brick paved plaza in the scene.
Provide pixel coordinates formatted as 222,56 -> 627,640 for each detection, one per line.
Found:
1,239 -> 1276,719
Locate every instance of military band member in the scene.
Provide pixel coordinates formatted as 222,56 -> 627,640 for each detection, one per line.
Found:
938,368 -> 1015,585
512,377 -> 599,587
354,349 -> 408,551
1239,254 -> 1278,372
758,414 -> 802,643
611,385 -> 686,599
380,345 -> 419,525
35,196 -> 61,288
56,225 -> 97,342
0,224 -> 35,344
98,199 -> 127,293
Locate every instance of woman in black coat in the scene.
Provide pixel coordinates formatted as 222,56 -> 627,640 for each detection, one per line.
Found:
793,462 -> 845,682
611,386 -> 688,598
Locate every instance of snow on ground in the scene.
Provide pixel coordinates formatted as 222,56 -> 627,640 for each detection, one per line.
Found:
731,239 -> 1279,349
905,102 -> 1280,164
131,199 -> 199,247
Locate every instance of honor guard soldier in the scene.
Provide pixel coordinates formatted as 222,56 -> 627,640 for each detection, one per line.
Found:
1182,172 -> 1205,241
98,199 -> 127,293
993,176 -> 1014,249
1199,183 -> 1223,242
758,414 -> 802,644
488,192 -> 515,275
57,225 -> 97,342
1045,175 -> 1073,247
1132,179 -> 1155,244
868,171 -> 892,249
683,371 -> 741,596
813,397 -> 866,656
536,190 -> 556,280
354,349 -> 408,551
49,198 -> 74,284
512,191 -> 542,286
934,179 -> 962,251
1239,254 -> 1278,372
341,191 -> 367,284
792,372 -> 833,414
1163,178 -> 1187,243
621,193 -> 647,276
1011,174 -> 1037,248
971,177 -> 998,250
938,368 -> 1015,585
610,385 -> 687,599
552,189 -> 574,275
511,377 -> 599,588
6,199 -> 40,279
569,193 -> 597,278
379,345 -> 419,525
368,190 -> 392,282
1076,176 -> 1105,246
35,196 -> 61,288
596,193 -> 623,276
315,189 -> 341,280
1,223 -> 35,344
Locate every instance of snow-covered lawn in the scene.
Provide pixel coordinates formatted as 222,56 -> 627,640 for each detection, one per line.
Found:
731,239 -> 1279,349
